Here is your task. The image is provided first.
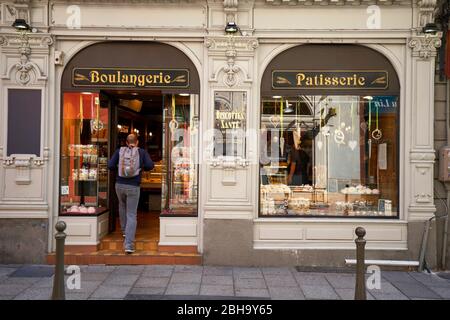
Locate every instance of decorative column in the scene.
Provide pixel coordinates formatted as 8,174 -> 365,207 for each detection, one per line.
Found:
407,1 -> 442,220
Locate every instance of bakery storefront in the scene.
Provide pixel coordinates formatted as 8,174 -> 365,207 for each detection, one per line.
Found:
259,44 -> 399,219
56,41 -> 201,263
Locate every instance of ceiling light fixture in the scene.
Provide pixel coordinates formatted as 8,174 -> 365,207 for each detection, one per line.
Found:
12,19 -> 31,31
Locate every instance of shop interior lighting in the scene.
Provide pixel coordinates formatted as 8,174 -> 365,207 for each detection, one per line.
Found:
363,96 -> 373,100
179,93 -> 190,96
284,100 -> 293,113
272,95 -> 282,99
12,19 -> 31,31
422,22 -> 439,34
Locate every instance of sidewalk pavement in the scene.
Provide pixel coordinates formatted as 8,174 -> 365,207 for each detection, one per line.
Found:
0,264 -> 449,300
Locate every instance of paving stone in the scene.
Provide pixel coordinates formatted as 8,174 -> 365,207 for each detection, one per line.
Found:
67,281 -> 102,294
233,268 -> 263,279
170,272 -> 202,284
200,285 -> 234,296
80,272 -> 110,282
165,283 -> 200,295
81,265 -> 117,273
142,267 -> 174,278
371,291 -> 410,300
325,274 -> 355,289
294,273 -> 330,286
261,267 -> 294,276
103,274 -> 139,286
13,287 -> 52,300
144,265 -> 174,272
264,275 -> 298,288
0,267 -> 17,277
202,275 -> 233,286
9,265 -> 54,278
335,289 -> 375,300
129,287 -> 166,295
31,277 -> 54,289
381,271 -> 416,283
408,272 -> 450,288
268,286 -> 305,300
66,292 -> 92,300
425,286 -> 450,299
0,284 -> 30,296
134,277 -> 170,288
112,265 -> 145,275
391,281 -> 441,299
203,266 -> 233,276
0,277 -> 42,285
90,285 -> 131,299
0,295 -> 14,300
235,288 -> 270,298
301,285 -> 340,300
234,278 -> 267,289
174,265 -> 203,273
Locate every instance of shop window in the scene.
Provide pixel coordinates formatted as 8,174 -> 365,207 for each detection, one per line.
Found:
7,89 -> 41,156
60,92 -> 109,215
259,95 -> 399,218
160,94 -> 199,215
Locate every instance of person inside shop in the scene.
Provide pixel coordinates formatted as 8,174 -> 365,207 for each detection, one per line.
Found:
108,133 -> 154,254
287,134 -> 310,186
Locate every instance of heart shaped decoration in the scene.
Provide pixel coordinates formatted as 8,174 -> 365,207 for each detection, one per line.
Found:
348,140 -> 357,150
269,115 -> 280,128
317,140 -> 323,150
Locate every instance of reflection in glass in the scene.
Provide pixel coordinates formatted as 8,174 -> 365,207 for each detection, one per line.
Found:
260,95 -> 399,218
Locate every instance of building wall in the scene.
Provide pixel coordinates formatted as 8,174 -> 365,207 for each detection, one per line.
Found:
0,0 -> 445,267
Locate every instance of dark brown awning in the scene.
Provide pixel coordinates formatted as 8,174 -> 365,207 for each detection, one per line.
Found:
261,44 -> 400,96
61,41 -> 200,94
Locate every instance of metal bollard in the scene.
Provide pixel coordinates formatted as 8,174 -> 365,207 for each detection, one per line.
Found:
354,227 -> 367,300
51,221 -> 67,300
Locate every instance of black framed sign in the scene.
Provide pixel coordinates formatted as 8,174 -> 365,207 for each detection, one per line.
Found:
272,70 -> 388,90
72,68 -> 190,88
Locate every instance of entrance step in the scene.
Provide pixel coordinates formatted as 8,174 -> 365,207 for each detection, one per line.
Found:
100,239 -> 159,251
47,250 -> 202,265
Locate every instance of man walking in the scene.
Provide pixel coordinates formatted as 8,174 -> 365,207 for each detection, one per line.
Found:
108,133 -> 154,254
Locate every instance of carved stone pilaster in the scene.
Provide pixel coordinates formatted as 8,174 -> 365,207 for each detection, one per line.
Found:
408,33 -> 442,60
224,0 -> 239,23
418,0 -> 438,27
205,35 -> 258,87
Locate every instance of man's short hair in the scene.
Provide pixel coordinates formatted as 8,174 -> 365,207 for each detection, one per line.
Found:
127,134 -> 138,146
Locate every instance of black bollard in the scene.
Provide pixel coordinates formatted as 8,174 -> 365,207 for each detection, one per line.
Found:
51,221 -> 67,300
354,227 -> 367,300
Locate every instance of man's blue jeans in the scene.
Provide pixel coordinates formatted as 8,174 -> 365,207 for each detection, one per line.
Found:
115,183 -> 140,250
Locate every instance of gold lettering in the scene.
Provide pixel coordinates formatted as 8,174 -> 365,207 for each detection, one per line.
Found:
122,74 -> 129,83
117,71 -> 121,83
358,77 -> 365,86
332,77 -> 339,86
100,74 -> 108,83
164,75 -> 171,84
324,77 -> 331,86
129,75 -> 137,86
296,73 -> 306,86
138,75 -> 146,87
90,71 -> 100,83
146,75 -> 153,84
108,73 -> 116,83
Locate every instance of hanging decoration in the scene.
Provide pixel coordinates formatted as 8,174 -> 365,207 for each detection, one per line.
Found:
169,94 -> 179,141
372,102 -> 382,140
270,99 -> 280,143
348,101 -> 357,150
91,96 -> 104,134
321,100 -> 331,137
280,97 -> 285,156
79,94 -> 84,134
368,98 -> 372,159
293,100 -> 302,150
333,103 -> 345,145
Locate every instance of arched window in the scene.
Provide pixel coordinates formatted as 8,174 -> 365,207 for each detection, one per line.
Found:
260,44 -> 400,218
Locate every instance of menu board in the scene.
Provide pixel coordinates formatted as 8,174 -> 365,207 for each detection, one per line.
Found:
213,91 -> 247,157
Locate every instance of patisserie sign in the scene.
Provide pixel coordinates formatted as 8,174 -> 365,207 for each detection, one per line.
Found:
72,68 -> 189,88
272,70 -> 388,89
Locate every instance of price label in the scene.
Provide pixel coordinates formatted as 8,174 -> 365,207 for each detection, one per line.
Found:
61,186 -> 69,195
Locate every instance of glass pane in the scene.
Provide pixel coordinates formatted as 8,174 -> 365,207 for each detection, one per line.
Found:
161,94 -> 199,215
260,95 -> 399,218
60,92 -> 109,215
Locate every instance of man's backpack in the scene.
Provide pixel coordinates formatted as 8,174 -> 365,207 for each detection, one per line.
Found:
118,146 -> 141,178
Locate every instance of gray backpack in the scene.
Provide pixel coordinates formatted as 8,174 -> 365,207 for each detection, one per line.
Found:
118,146 -> 141,178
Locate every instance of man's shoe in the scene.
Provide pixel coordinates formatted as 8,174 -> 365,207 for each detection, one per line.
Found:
125,248 -> 135,254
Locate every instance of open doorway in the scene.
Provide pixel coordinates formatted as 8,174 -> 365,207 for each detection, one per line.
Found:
101,90 -> 200,246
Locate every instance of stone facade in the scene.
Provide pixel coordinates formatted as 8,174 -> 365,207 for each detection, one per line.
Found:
0,0 -> 446,268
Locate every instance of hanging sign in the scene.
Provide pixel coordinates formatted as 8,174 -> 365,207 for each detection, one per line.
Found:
72,68 -> 189,88
272,70 -> 388,90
